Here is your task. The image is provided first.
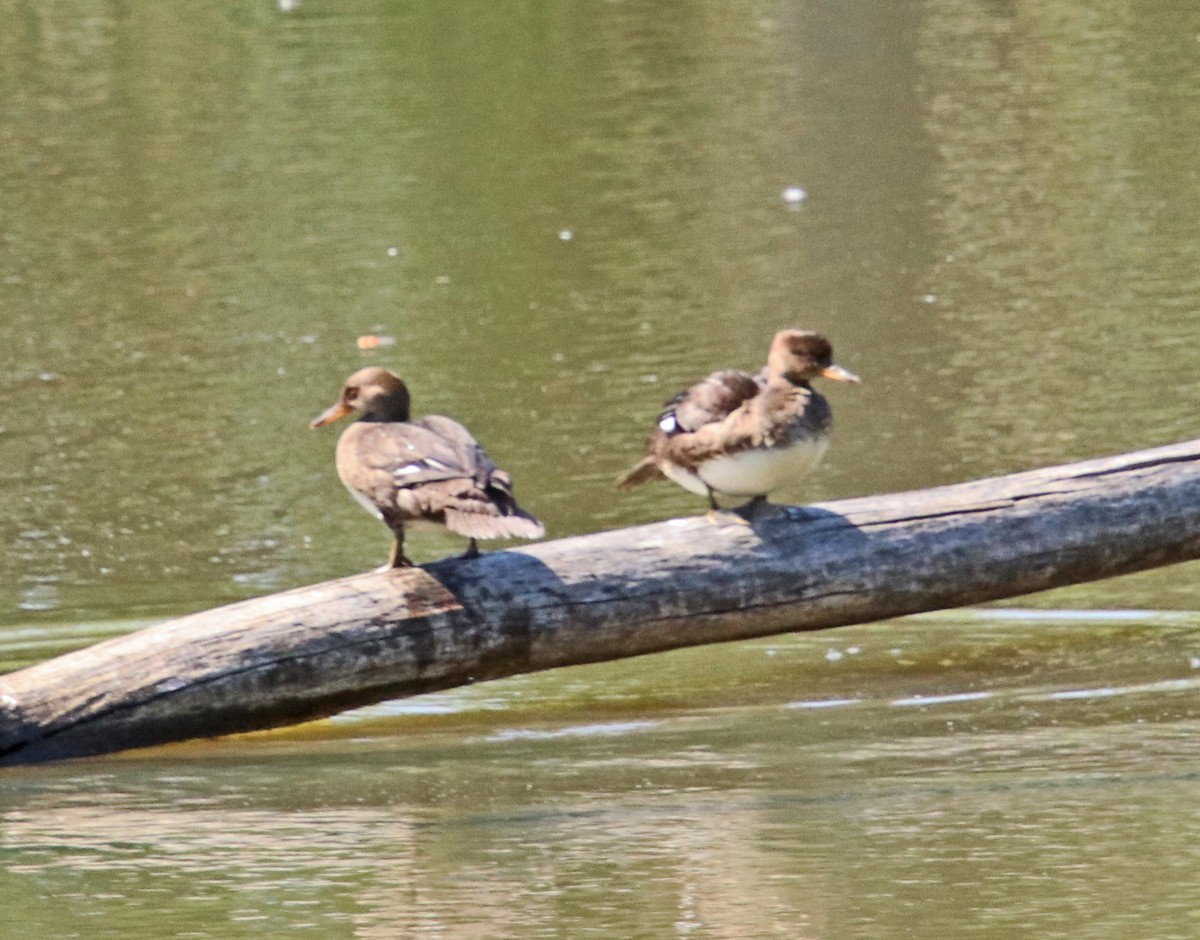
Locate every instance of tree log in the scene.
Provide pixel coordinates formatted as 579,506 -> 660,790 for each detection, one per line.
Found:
3,439 -> 1200,766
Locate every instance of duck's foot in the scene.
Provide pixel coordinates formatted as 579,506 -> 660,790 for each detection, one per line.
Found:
705,508 -> 753,527
700,485 -> 753,526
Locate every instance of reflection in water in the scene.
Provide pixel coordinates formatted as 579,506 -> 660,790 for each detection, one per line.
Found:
4,0 -> 1200,936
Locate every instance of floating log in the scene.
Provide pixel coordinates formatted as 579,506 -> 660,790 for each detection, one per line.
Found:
3,439 -> 1200,766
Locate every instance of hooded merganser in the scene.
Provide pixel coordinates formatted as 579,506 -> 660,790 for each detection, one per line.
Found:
311,367 -> 545,567
617,330 -> 860,512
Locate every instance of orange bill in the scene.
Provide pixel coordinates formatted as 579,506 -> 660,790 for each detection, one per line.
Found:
309,401 -> 353,428
820,364 -> 861,384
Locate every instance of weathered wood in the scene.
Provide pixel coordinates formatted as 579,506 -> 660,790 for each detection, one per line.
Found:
3,439 -> 1200,765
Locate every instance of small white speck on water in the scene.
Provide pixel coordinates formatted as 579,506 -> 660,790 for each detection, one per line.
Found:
781,186 -> 807,205
825,648 -> 844,662
1189,656 -> 1200,669
558,228 -> 574,241
435,275 -> 451,285
846,646 -> 861,655
640,374 -> 658,384
923,293 -> 937,304
386,246 -> 399,257
552,352 -> 566,363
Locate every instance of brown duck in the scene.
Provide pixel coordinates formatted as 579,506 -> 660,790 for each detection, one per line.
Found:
617,329 -> 860,512
311,367 -> 545,566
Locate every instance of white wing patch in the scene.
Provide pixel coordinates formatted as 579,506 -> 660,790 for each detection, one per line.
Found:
658,413 -> 678,433
393,456 -> 455,477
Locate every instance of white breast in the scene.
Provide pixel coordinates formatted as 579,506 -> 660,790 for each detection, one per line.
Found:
695,437 -> 829,497
661,462 -> 713,497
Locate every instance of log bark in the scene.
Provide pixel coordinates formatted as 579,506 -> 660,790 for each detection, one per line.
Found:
4,439 -> 1200,766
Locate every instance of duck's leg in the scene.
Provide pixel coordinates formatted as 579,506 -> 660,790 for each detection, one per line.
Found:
460,538 -> 480,560
387,529 -> 413,568
703,485 -> 721,524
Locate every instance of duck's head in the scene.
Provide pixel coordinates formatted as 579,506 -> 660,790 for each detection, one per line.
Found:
766,330 -> 860,386
310,366 -> 412,427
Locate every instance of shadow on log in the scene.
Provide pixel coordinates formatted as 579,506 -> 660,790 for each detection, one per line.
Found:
4,439 -> 1200,766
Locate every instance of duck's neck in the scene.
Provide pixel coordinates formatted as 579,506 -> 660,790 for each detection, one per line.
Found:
360,389 -> 411,422
766,367 -> 811,388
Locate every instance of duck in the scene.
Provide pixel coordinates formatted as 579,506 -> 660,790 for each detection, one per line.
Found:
616,329 -> 859,513
311,367 -> 545,567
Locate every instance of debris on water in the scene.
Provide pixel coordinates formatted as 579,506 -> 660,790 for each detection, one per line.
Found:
386,246 -> 399,257
558,228 -> 574,241
781,186 -> 808,206
825,648 -> 844,662
357,334 -> 397,350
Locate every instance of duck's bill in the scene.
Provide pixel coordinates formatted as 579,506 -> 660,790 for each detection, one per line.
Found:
820,364 -> 861,384
310,402 -> 353,428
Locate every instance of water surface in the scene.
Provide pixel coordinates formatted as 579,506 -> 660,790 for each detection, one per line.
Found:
3,0 -> 1200,936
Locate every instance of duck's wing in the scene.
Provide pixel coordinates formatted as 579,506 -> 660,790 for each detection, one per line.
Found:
351,417 -> 544,540
616,370 -> 761,489
656,370 -> 761,435
667,382 -> 827,466
343,420 -> 479,487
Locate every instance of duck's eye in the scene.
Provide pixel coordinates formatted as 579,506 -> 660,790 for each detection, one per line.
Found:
344,387 -> 359,402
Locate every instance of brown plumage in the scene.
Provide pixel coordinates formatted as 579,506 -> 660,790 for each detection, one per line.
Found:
617,330 -> 860,510
311,367 -> 544,567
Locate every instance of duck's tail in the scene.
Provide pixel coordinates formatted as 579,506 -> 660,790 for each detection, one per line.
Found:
444,505 -> 545,541
615,456 -> 664,490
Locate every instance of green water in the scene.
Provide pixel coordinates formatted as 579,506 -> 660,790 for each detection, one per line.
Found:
4,0 -> 1200,936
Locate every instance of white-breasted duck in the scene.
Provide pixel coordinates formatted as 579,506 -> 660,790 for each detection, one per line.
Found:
616,329 -> 859,513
